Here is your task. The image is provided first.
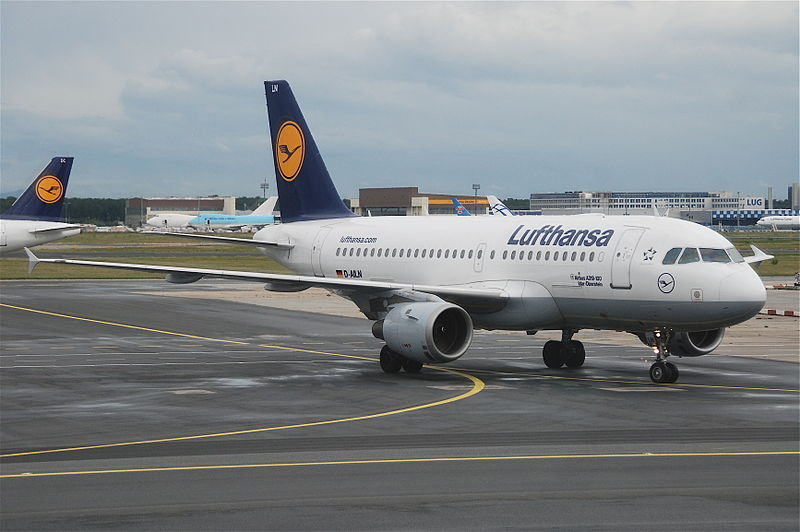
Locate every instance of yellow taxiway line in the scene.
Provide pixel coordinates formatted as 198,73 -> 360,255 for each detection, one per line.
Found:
2,451 -> 797,479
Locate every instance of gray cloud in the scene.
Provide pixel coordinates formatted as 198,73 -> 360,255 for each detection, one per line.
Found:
2,2 -> 797,199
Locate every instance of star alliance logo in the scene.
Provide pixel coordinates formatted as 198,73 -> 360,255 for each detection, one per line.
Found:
643,247 -> 657,261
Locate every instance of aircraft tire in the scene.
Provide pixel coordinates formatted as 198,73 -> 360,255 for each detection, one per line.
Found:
543,340 -> 565,369
665,362 -> 679,383
564,340 -> 586,368
401,358 -> 423,374
380,346 -> 403,374
649,361 -> 671,383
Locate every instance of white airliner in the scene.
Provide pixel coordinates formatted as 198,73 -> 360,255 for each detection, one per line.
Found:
146,197 -> 278,231
1,157 -> 80,255
27,81 -> 772,383
756,215 -> 800,231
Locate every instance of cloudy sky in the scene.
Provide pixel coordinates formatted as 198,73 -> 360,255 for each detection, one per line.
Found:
1,2 -> 797,200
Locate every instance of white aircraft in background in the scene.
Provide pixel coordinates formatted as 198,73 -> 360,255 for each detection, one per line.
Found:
28,81 -> 772,384
146,196 -> 278,231
1,157 -> 80,255
487,195 -> 515,216
756,215 -> 800,231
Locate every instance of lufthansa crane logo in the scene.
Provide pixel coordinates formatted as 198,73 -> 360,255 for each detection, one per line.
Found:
276,121 -> 304,182
35,175 -> 64,204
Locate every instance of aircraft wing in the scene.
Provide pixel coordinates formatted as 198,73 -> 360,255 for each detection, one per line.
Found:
146,232 -> 293,249
29,224 -> 82,234
744,245 -> 774,264
24,248 -> 507,305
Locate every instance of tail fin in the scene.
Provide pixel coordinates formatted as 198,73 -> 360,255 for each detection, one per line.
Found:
487,195 -> 514,216
1,157 -> 74,221
251,196 -> 278,216
264,81 -> 355,223
451,198 -> 472,216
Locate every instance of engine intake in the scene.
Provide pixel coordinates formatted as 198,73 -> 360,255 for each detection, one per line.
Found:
668,328 -> 725,357
372,302 -> 473,363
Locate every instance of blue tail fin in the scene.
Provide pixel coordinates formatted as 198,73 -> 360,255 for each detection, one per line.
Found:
451,198 -> 472,216
1,157 -> 74,221
264,81 -> 355,223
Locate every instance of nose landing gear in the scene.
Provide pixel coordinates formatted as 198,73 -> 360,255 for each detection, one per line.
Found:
647,330 -> 679,384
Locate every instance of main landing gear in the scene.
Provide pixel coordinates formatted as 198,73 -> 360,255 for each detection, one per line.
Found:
542,329 -> 586,369
647,330 -> 679,384
379,345 -> 423,374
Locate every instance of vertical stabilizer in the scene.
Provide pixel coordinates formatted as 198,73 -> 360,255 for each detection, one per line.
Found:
1,157 -> 74,221
251,196 -> 279,216
264,81 -> 355,223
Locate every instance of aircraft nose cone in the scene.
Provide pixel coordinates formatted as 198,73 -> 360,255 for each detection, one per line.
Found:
718,267 -> 766,320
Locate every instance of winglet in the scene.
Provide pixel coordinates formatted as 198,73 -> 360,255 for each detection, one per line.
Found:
24,247 -> 40,274
744,244 -> 774,264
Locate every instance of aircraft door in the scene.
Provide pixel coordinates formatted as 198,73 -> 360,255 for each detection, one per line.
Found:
610,228 -> 645,289
473,243 -> 487,273
311,226 -> 332,277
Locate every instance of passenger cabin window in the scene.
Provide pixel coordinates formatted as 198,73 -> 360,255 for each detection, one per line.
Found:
678,247 -> 700,264
662,247 -> 682,265
700,248 -> 731,263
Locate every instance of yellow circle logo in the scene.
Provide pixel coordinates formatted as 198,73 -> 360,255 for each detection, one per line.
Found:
276,121 -> 304,182
35,175 -> 64,204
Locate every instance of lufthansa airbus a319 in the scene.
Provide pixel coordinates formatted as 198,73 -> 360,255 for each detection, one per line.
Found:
27,81 -> 771,383
1,157 -> 80,255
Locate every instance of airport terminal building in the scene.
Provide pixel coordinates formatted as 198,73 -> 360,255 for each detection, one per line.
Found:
529,191 -> 796,225
349,187 -> 489,216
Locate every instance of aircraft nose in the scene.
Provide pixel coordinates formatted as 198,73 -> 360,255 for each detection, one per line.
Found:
718,267 -> 766,318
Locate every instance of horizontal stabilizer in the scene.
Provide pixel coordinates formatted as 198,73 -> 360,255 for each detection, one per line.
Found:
147,232 -> 294,249
28,223 -> 82,234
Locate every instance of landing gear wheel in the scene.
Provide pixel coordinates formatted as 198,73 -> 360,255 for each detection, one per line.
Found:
379,346 -> 402,374
401,358 -> 423,374
543,340 -> 565,369
649,361 -> 672,383
665,362 -> 679,383
564,340 -> 586,368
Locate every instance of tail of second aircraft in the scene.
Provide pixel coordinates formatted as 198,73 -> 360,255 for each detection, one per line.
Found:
451,198 -> 472,216
264,81 -> 355,223
1,157 -> 74,221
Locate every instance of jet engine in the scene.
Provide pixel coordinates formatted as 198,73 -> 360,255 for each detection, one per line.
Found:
372,302 -> 473,364
668,328 -> 725,357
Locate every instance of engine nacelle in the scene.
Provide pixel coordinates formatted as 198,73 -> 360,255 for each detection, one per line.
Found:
372,302 -> 473,364
668,328 -> 725,357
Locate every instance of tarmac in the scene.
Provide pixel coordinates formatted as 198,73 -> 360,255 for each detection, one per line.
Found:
1,279 -> 798,531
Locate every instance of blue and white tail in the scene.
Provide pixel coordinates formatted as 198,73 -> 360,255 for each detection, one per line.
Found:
1,157 -> 74,221
264,81 -> 355,223
451,198 -> 472,216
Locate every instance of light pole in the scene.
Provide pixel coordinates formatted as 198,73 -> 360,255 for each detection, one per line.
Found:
261,178 -> 270,200
736,191 -> 740,230
472,184 -> 480,214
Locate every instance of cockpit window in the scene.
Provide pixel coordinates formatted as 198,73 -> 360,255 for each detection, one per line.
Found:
678,247 -> 700,264
726,247 -> 745,263
662,247 -> 682,265
699,248 -> 731,263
